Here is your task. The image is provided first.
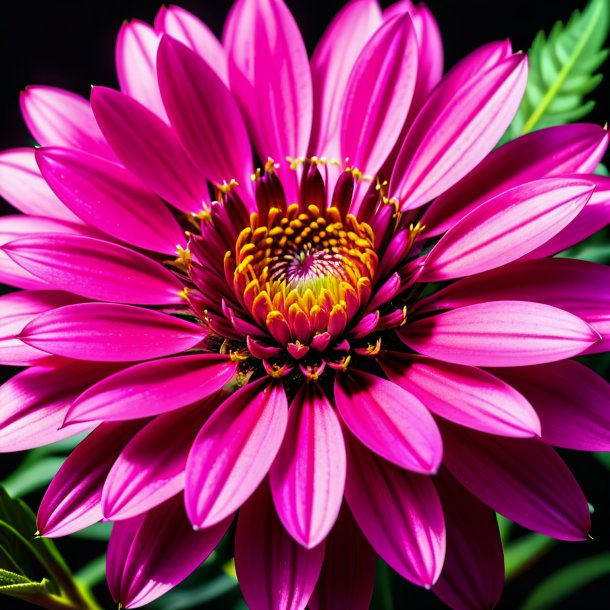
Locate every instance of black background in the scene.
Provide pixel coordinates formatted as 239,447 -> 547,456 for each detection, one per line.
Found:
1,1 -> 609,609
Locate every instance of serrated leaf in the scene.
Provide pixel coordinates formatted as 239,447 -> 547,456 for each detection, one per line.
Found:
0,568 -> 53,595
504,532 -> 556,582
506,0 -> 609,138
521,553 -> 610,610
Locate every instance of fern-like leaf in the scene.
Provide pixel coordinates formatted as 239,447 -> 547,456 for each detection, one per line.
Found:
506,0 -> 609,139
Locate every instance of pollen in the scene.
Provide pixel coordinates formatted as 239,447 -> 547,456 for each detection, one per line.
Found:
230,202 -> 378,346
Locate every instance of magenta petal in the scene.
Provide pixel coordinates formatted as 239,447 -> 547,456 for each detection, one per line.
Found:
91,86 -> 207,214
379,352 -> 540,438
103,395 -> 223,520
270,383 -> 346,548
235,481 -> 325,610
422,123 -> 608,236
115,20 -> 168,122
157,36 -> 254,192
390,51 -> 527,209
0,290 -> 82,366
20,86 -> 117,159
37,420 -> 145,537
340,14 -> 418,177
0,361 -> 121,452
441,421 -> 591,541
525,174 -> 610,259
309,504 -> 376,610
492,361 -> 610,451
335,368 -> 442,473
154,5 -> 228,85
36,147 -> 185,255
224,0 -> 312,161
67,354 -> 235,423
419,178 -> 593,282
0,148 -> 81,222
186,378 -> 288,528
3,234 -> 184,304
20,303 -> 205,362
0,215 -> 95,290
417,259 -> 610,355
432,469 -> 504,610
401,301 -> 600,366
344,431 -> 445,587
108,494 -> 230,608
309,0 -> 382,158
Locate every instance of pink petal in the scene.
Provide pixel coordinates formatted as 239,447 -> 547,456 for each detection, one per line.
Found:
157,36 -> 254,192
37,420 -> 145,537
67,354 -> 236,423
0,215 -> 96,290
91,86 -> 207,214
108,494 -> 230,608
407,3 -> 443,114
309,504 -> 376,610
103,395 -> 223,520
186,377 -> 288,528
0,361 -> 120,452
419,178 -> 593,282
20,86 -> 117,159
344,431 -> 445,587
400,301 -> 600,366
0,148 -> 82,222
418,259 -> 610,351
224,0 -> 312,161
390,50 -> 528,209
235,481 -> 325,610
492,361 -> 610,451
36,147 -> 185,254
422,123 -> 608,236
335,368 -> 442,473
115,20 -> 168,122
440,421 -> 591,541
309,0 -> 382,158
3,234 -> 184,304
340,14 -> 418,177
154,5 -> 228,85
270,383 -> 346,548
432,469 -> 504,610
20,303 -> 205,362
0,290 -> 82,366
525,174 -> 610,258
379,352 -> 540,438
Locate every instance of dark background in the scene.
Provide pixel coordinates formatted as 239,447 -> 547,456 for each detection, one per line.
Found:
1,1 -> 609,608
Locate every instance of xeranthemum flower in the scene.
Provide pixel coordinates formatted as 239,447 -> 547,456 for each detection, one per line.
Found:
1,0 -> 610,608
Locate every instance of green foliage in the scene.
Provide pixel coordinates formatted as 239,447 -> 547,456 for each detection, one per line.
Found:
521,553 -> 610,610
505,0 -> 609,139
504,533 -> 556,582
0,485 -> 101,610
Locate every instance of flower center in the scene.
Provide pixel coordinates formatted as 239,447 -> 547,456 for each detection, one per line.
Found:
230,203 -> 377,346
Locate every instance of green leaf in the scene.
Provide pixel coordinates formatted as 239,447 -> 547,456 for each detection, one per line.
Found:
504,532 -> 556,582
75,555 -> 106,589
69,522 -> 112,541
594,452 -> 610,469
148,575 -> 238,610
0,568 -> 53,596
521,553 -> 610,610
506,0 -> 609,138
3,456 -> 65,497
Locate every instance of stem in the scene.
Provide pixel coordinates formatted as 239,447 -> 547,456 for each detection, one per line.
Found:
377,560 -> 395,610
19,592 -> 95,610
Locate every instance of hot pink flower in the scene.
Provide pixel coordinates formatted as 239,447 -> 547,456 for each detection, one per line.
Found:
1,0 -> 609,608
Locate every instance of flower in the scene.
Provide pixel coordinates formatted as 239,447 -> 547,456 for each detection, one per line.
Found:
1,0 -> 609,608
